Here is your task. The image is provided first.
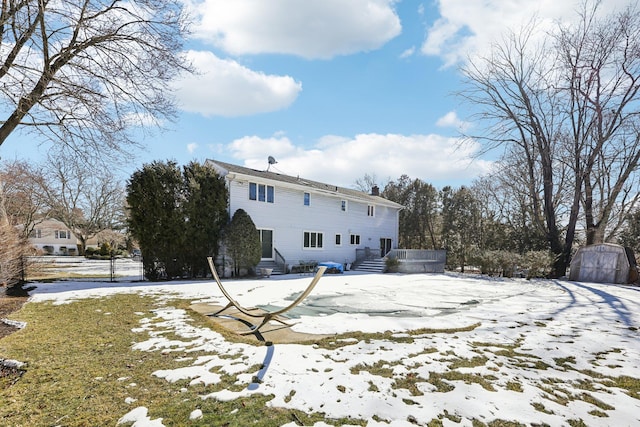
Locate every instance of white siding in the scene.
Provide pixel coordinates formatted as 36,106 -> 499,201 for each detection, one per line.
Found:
227,176 -> 399,266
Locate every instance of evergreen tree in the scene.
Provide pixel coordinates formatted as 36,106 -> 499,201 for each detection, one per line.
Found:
383,175 -> 440,249
127,161 -> 184,280
441,186 -> 481,272
224,209 -> 261,277
182,162 -> 228,278
619,210 -> 640,254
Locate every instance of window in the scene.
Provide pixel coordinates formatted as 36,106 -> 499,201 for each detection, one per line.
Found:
367,205 -> 375,217
249,182 -> 274,203
56,230 -> 68,239
335,234 -> 342,246
304,192 -> 310,206
341,200 -> 347,211
350,234 -> 361,245
303,231 -> 324,249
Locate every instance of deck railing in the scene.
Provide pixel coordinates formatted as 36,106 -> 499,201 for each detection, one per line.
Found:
274,247 -> 287,272
388,249 -> 446,262
386,249 -> 447,273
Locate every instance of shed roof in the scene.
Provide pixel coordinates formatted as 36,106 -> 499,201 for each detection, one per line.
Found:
206,159 -> 403,209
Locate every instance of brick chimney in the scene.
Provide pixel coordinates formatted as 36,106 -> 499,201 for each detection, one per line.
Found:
371,185 -> 379,196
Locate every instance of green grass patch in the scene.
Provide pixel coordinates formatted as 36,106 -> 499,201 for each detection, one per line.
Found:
505,381 -> 523,392
312,323 -> 481,351
350,360 -> 395,377
392,372 -> 424,396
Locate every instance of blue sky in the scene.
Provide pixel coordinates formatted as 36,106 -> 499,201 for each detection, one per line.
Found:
1,0 -> 629,189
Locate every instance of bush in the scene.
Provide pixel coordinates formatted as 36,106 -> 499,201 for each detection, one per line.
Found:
0,219 -> 27,288
521,251 -> 554,278
468,249 -> 554,279
468,250 -> 521,277
385,257 -> 399,273
224,209 -> 261,277
84,247 -> 97,257
99,242 -> 112,256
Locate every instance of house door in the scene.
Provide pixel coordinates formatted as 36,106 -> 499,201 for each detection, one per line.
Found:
380,238 -> 392,257
259,229 -> 274,260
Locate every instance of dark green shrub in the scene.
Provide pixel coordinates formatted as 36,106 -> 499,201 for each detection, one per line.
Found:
224,209 -> 261,277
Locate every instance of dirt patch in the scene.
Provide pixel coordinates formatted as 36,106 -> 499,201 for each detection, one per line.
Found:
0,291 -> 28,388
0,293 -> 27,338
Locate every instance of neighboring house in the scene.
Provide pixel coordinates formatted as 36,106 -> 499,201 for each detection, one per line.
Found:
207,159 -> 403,273
27,218 -> 79,255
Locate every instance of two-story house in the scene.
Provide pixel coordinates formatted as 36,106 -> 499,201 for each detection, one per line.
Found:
27,218 -> 79,255
207,159 -> 403,273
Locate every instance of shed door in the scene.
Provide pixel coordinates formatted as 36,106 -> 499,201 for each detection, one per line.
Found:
580,251 -> 618,283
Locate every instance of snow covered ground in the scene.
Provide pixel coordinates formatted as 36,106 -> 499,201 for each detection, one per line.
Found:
26,263 -> 640,426
29,256 -> 145,281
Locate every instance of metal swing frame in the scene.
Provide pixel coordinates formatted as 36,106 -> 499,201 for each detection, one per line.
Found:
206,257 -> 326,334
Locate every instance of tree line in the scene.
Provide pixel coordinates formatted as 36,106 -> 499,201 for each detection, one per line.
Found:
376,171 -> 640,277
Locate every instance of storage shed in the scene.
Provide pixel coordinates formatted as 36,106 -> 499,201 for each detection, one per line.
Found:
569,243 -> 638,284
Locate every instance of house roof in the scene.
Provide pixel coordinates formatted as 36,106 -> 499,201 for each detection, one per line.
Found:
206,159 -> 403,209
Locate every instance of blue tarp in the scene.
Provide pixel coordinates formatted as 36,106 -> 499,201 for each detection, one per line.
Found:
318,261 -> 343,273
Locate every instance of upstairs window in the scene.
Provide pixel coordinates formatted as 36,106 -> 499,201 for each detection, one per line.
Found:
249,182 -> 274,203
55,230 -> 69,239
304,192 -> 310,206
367,205 -> 375,217
341,200 -> 348,211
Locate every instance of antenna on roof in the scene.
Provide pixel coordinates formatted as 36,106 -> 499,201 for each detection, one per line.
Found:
267,156 -> 277,171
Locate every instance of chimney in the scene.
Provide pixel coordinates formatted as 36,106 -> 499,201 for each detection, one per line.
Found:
371,185 -> 379,196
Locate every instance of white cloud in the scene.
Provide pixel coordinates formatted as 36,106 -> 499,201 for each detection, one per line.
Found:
173,50 -> 302,117
422,0 -> 629,67
187,143 -> 198,154
436,111 -> 470,131
222,132 -> 492,187
399,46 -> 415,59
189,0 -> 401,59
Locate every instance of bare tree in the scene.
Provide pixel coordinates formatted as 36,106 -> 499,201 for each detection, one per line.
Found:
0,0 -> 190,158
460,2 -> 640,276
41,154 -> 126,254
555,7 -> 640,244
0,160 -> 48,238
0,1 -> 189,280
354,173 -> 380,193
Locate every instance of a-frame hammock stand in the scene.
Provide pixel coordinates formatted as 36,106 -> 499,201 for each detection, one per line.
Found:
206,257 -> 326,335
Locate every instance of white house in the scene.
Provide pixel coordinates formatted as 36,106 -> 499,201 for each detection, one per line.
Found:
207,159 -> 403,273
